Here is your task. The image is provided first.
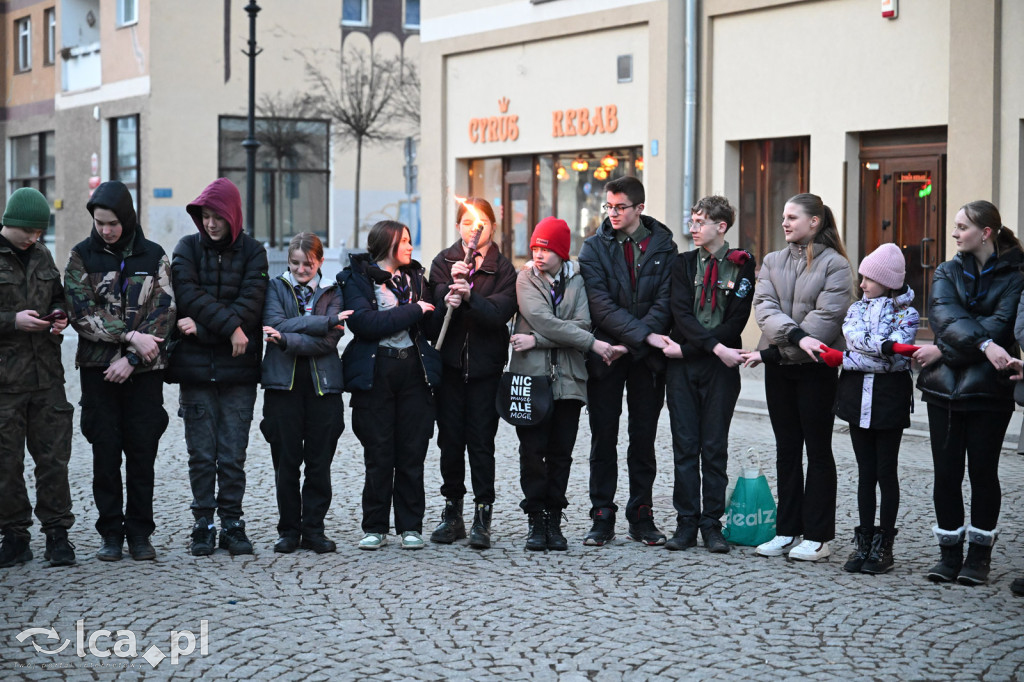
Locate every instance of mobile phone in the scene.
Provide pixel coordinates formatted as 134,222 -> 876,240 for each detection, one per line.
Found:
39,310 -> 67,323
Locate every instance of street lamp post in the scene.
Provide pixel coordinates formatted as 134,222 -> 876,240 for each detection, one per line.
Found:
242,1 -> 262,237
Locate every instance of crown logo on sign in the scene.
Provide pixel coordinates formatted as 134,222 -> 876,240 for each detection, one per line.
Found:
498,97 -> 510,114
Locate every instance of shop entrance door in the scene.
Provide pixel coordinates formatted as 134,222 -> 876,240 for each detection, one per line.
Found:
860,148 -> 945,334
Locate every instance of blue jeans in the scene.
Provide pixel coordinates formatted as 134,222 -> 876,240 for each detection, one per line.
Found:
179,383 -> 257,522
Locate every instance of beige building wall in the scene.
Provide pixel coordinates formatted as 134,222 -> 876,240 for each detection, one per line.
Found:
420,0 -> 685,262
1001,0 -> 1024,232
704,0 -> 950,242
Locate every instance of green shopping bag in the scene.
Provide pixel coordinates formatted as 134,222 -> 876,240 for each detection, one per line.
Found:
721,450 -> 777,546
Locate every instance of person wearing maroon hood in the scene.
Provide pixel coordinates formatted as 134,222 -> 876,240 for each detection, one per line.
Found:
167,178 -> 268,556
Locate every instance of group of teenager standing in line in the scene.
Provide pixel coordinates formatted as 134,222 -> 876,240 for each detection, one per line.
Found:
1,175 -> 1022,597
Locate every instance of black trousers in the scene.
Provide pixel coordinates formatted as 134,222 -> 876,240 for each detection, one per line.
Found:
665,357 -> 740,531
261,359 -> 344,537
764,362 -> 838,543
517,399 -> 583,513
436,367 -> 500,505
849,425 -> 902,531
927,404 -> 1010,531
587,356 -> 665,521
351,354 -> 435,534
80,368 -> 168,538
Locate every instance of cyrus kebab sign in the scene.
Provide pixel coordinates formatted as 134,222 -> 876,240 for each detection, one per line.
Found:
468,98 -> 620,144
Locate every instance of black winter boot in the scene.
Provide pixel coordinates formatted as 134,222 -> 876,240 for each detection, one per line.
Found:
545,509 -> 568,551
957,525 -> 997,586
43,529 -> 76,567
468,504 -> 492,549
927,525 -> 964,582
843,526 -> 874,573
525,512 -> 547,551
861,528 -> 897,575
0,530 -> 32,568
430,499 -> 466,544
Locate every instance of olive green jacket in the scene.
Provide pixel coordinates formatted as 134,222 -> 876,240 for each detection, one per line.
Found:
0,240 -> 67,392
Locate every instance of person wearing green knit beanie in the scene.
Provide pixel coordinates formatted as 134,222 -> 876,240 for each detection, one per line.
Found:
0,186 -> 78,569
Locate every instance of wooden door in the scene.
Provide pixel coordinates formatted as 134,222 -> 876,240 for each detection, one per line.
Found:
860,152 -> 945,332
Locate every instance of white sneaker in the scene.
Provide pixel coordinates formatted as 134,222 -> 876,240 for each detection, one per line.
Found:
400,531 -> 425,550
755,535 -> 799,557
789,539 -> 831,562
358,533 -> 387,550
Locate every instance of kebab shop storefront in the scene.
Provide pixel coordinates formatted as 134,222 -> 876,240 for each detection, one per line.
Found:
444,27 -> 651,265
461,101 -> 642,265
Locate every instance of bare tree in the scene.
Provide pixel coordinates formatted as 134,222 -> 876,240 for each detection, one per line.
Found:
392,58 -> 421,130
304,47 -> 418,248
255,92 -> 325,245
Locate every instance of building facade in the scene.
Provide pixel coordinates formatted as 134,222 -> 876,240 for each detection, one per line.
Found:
419,0 -> 687,265
2,0 -> 421,273
421,0 -> 1024,342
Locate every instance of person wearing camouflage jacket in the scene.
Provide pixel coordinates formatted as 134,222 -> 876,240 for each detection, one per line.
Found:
65,181 -> 175,562
0,187 -> 77,569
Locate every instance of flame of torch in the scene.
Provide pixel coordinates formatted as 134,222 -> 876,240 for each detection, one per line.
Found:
435,196 -> 486,350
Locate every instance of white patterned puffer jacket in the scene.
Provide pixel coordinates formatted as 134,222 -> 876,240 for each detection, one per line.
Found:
841,286 -> 919,372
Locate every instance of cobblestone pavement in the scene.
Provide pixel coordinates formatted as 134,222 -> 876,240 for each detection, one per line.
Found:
2,341 -> 1024,680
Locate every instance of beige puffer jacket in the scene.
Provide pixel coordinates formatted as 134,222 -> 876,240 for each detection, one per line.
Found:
754,242 -> 855,365
509,260 -> 595,403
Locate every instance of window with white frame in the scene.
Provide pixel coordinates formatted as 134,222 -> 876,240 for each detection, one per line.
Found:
111,116 -> 140,208
15,17 -> 31,72
404,0 -> 420,29
117,0 -> 138,27
9,132 -> 56,238
342,0 -> 368,26
44,8 -> 55,65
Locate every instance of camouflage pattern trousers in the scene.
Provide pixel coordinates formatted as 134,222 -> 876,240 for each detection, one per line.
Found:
0,385 -> 75,537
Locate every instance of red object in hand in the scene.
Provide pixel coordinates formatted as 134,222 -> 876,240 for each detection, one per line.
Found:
891,343 -> 920,358
818,344 -> 844,368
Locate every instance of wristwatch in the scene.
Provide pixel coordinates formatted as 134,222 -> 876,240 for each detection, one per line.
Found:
979,339 -> 993,353
125,352 -> 141,367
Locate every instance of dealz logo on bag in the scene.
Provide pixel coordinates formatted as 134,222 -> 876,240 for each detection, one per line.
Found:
15,620 -> 209,669
728,508 -> 775,527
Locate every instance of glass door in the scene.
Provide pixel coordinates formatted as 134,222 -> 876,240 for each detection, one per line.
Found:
860,153 -> 944,332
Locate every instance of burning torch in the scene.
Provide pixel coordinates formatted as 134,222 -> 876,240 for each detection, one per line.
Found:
435,197 -> 485,350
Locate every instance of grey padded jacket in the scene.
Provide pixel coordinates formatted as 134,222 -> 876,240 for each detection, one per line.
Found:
754,242 -> 856,365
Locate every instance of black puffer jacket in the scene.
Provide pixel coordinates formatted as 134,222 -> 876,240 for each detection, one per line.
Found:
578,214 -> 677,370
428,242 -> 517,380
918,248 -> 1024,407
166,179 -> 268,384
338,253 -> 441,392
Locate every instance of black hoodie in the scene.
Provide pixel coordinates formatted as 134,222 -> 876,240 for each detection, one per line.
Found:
86,181 -> 138,253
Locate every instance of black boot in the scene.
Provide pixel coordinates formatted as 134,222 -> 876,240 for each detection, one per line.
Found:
44,529 -> 76,567
957,525 -> 997,586
468,504 -> 492,549
843,526 -> 875,573
927,526 -> 964,583
861,528 -> 897,575
525,512 -> 547,551
96,535 -> 124,562
546,509 -> 568,551
0,530 -> 32,568
127,536 -> 156,561
429,499 -> 466,544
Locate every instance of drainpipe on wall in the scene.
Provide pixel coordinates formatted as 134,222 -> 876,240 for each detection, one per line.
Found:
681,0 -> 698,242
